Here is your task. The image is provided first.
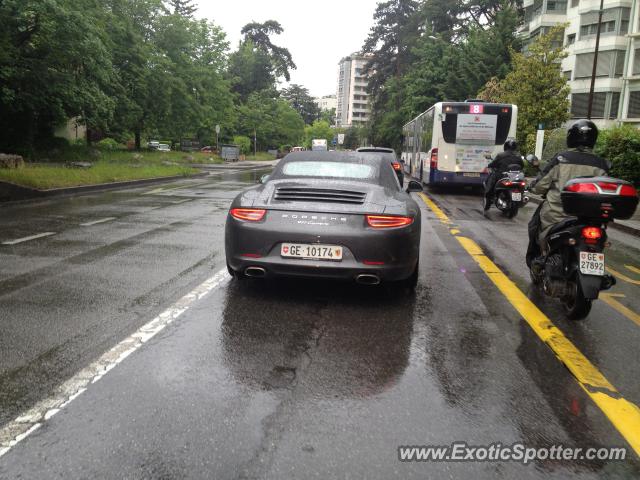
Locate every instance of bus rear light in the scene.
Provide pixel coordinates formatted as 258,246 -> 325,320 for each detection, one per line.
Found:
366,215 -> 414,228
430,148 -> 438,169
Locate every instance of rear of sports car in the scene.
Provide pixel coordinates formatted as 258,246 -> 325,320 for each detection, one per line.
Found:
225,183 -> 421,284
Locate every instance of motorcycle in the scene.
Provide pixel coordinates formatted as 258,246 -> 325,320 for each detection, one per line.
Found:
527,157 -> 639,319
483,163 -> 529,218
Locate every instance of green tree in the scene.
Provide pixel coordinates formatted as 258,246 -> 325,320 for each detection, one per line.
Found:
281,84 -> 321,125
167,0 -> 197,16
237,90 -> 304,150
0,0 -> 115,153
227,40 -> 277,101
478,25 -> 569,151
319,107 -> 336,126
303,120 -> 334,149
240,20 -> 296,81
362,0 -> 420,100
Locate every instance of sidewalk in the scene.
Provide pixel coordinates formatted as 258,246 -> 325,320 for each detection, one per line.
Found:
525,185 -> 640,237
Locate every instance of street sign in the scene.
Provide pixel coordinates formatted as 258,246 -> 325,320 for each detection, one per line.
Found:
337,134 -> 345,145
215,124 -> 220,134
332,138 -> 337,145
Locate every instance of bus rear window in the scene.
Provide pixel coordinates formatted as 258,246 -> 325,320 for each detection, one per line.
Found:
441,111 -> 512,145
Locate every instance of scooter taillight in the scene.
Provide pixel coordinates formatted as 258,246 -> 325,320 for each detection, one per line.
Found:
581,226 -> 602,244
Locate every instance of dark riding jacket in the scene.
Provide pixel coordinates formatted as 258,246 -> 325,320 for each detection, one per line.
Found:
530,147 -> 609,241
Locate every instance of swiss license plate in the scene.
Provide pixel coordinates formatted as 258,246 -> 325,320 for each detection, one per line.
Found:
463,172 -> 480,177
281,243 -> 343,261
579,252 -> 605,276
511,192 -> 522,201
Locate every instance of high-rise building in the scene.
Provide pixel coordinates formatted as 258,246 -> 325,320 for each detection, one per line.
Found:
519,0 -> 639,126
314,95 -> 337,112
335,53 -> 371,128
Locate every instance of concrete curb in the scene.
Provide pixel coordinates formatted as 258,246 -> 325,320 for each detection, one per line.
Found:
0,172 -> 209,204
526,194 -> 640,237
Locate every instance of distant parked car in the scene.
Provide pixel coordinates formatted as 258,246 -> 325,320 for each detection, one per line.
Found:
148,140 -> 160,151
157,143 -> 171,152
200,146 -> 214,153
357,147 -> 404,186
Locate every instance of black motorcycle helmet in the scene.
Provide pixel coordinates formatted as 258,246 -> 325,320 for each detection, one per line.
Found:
567,119 -> 598,149
504,139 -> 518,152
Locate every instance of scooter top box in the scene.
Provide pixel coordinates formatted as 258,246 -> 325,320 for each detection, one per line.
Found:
561,176 -> 638,220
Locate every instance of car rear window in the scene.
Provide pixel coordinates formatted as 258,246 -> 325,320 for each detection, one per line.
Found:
281,161 -> 376,180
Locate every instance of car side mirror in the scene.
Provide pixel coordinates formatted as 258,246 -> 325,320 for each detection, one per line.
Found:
525,154 -> 540,169
406,180 -> 423,193
258,174 -> 270,184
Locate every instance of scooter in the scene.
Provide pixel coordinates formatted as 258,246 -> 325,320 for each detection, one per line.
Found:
527,158 -> 639,319
484,164 -> 529,218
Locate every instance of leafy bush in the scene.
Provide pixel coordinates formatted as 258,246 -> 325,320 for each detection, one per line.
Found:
233,135 -> 252,155
96,138 -> 122,151
595,125 -> 640,186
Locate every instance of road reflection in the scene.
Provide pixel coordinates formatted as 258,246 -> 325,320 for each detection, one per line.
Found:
220,278 -> 415,399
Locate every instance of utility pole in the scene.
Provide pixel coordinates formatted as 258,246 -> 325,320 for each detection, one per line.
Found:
215,124 -> 220,153
254,128 -> 257,157
587,0 -> 605,119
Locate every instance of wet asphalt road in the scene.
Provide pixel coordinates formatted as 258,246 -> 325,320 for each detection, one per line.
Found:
0,169 -> 639,478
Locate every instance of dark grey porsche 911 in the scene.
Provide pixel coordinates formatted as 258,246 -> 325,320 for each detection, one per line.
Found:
225,151 -> 423,286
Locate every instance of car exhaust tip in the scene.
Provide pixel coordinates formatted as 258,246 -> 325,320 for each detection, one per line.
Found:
356,274 -> 381,286
523,195 -> 530,204
244,266 -> 266,278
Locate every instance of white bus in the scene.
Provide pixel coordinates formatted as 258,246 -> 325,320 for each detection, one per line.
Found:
402,101 -> 518,187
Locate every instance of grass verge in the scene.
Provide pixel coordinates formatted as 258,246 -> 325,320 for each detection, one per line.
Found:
0,163 -> 199,190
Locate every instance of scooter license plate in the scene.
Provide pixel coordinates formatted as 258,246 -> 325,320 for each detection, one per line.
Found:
579,252 -> 605,276
511,192 -> 522,201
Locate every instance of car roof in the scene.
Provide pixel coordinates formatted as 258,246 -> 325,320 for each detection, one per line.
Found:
282,150 -> 388,166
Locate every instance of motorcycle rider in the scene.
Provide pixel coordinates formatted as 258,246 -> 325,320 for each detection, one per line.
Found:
526,119 -> 610,267
484,139 -> 524,211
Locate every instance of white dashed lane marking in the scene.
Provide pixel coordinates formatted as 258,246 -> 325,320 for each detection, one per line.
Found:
1,232 -> 56,245
79,217 -> 117,227
0,268 -> 231,458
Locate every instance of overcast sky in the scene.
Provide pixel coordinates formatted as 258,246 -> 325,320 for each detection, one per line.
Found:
196,0 -> 380,97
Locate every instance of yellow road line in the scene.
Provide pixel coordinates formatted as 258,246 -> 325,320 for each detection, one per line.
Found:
607,266 -> 640,286
601,293 -> 640,328
626,265 -> 640,275
418,192 -> 640,456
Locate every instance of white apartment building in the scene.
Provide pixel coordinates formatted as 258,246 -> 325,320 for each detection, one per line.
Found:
520,0 -> 640,126
315,95 -> 337,112
335,53 -> 371,128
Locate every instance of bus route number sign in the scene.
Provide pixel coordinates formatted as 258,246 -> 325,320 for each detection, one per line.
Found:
469,104 -> 484,114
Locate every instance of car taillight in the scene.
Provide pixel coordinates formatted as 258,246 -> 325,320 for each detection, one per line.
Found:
565,183 -> 598,193
430,148 -> 438,169
230,208 -> 266,221
620,184 -> 638,197
366,215 -> 414,228
581,226 -> 602,244
392,162 -> 401,171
